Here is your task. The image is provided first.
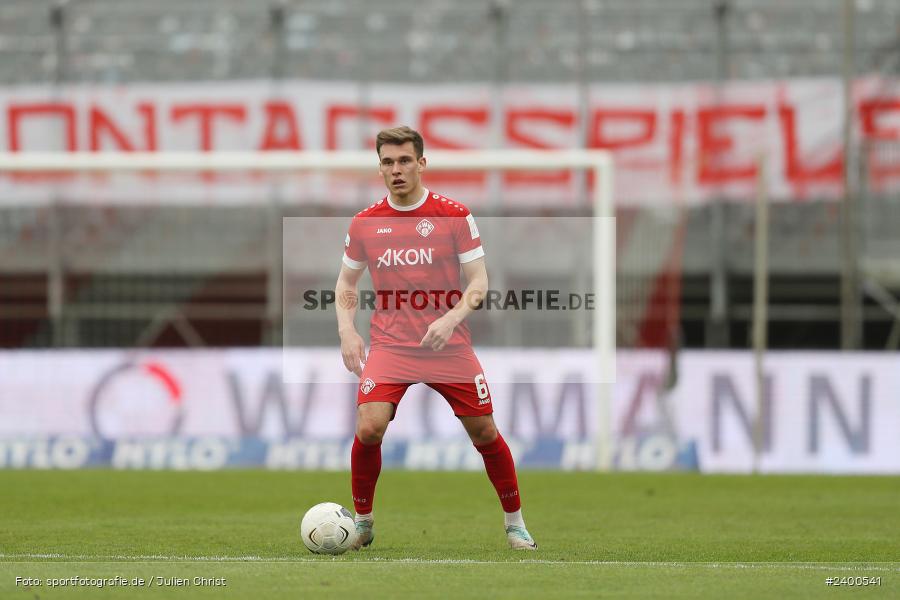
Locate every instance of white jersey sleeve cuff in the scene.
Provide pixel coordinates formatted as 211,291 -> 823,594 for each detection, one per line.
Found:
458,246 -> 485,264
342,253 -> 366,270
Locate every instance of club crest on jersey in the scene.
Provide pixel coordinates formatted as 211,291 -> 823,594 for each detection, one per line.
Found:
416,219 -> 435,238
360,378 -> 376,395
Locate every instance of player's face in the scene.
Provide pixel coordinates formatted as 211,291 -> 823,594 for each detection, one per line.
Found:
378,142 -> 425,197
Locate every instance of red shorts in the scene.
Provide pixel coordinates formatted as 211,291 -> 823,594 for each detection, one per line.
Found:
357,346 -> 492,418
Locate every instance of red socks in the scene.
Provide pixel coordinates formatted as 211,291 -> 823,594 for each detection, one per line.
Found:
474,433 -> 521,512
353,434 -> 520,515
351,435 -> 382,515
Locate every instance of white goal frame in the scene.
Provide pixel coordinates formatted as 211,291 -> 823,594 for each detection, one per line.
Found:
0,149 -> 615,470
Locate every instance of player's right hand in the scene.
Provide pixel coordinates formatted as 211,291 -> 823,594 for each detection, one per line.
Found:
339,329 -> 366,377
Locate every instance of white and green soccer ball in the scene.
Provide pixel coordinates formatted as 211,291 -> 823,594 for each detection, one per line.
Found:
300,502 -> 357,555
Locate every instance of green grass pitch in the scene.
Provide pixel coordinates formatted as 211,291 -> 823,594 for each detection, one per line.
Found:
0,470 -> 897,599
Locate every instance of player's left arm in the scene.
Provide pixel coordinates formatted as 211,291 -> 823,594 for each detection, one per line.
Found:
420,256 -> 487,351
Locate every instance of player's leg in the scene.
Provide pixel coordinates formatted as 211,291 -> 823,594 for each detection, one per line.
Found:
459,414 -> 536,550
429,349 -> 537,550
353,400 -> 394,511
350,400 -> 394,549
351,348 -> 413,549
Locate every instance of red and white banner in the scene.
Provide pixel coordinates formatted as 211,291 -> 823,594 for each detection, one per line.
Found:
2,78 -> 900,205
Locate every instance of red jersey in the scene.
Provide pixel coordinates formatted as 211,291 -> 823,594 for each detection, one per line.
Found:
342,188 -> 484,352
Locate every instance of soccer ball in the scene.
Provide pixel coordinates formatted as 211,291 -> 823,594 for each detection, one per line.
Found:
300,502 -> 357,555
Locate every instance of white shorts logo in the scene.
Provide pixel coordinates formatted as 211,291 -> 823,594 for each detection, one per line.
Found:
416,219 -> 435,238
360,378 -> 376,395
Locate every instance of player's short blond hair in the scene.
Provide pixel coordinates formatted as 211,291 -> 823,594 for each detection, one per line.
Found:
376,126 -> 424,158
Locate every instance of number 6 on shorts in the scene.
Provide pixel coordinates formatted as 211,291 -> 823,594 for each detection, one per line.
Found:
474,373 -> 489,399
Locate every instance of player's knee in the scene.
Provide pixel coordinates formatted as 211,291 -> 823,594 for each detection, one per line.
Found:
356,421 -> 386,445
471,420 -> 498,445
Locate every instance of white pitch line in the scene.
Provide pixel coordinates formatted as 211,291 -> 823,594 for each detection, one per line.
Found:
0,554 -> 897,571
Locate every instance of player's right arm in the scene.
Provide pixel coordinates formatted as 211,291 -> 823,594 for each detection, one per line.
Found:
335,262 -> 366,377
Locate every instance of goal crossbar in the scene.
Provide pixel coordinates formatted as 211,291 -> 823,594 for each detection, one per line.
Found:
0,149 -> 610,173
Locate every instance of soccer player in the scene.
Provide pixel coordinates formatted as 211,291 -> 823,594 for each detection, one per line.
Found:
335,126 -> 537,551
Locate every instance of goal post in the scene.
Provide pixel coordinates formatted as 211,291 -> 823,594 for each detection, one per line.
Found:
0,149 -> 616,470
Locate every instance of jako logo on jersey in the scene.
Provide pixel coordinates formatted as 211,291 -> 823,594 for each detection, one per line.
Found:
376,227 -> 392,234
376,248 -> 433,268
416,219 -> 435,238
360,378 -> 376,394
478,398 -> 491,406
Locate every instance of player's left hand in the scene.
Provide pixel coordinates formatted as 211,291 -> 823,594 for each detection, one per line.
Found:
420,313 -> 460,351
